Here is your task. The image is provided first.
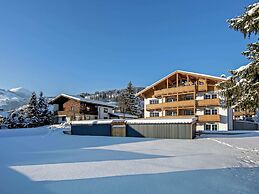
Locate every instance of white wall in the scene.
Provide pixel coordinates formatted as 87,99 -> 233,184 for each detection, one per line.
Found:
97,106 -> 114,119
144,98 -> 163,118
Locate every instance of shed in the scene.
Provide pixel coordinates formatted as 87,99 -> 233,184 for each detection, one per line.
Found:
126,118 -> 197,139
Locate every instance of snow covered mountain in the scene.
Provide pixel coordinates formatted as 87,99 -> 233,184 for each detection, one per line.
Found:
0,87 -> 31,111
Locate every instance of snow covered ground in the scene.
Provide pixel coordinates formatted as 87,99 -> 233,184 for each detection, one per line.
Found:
0,126 -> 259,194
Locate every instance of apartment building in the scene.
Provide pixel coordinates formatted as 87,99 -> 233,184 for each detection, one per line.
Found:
136,70 -> 234,131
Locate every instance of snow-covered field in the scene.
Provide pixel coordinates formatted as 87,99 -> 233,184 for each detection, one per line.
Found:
0,126 -> 259,194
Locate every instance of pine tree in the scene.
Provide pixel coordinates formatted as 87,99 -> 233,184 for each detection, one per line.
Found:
38,91 -> 53,126
218,2 -> 259,113
118,82 -> 143,117
4,91 -> 54,128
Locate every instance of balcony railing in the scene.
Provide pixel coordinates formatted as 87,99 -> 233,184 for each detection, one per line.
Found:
146,100 -> 195,110
198,114 -> 220,122
197,98 -> 220,107
154,85 -> 196,97
154,84 -> 209,97
147,115 -> 195,119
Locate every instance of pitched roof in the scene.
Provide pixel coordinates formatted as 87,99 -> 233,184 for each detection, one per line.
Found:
136,70 -> 226,96
49,93 -> 116,108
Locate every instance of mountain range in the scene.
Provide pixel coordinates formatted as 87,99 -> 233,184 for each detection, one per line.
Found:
0,87 -> 32,111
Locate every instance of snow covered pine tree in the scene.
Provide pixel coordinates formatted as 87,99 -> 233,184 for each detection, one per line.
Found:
27,92 -> 39,127
38,91 -> 53,126
218,3 -> 259,114
5,91 -> 53,128
118,82 -> 142,117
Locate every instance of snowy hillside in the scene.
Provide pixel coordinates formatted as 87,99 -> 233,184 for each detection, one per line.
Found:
0,87 -> 31,111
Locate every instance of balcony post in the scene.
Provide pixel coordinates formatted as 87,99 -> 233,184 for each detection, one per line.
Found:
176,73 -> 179,87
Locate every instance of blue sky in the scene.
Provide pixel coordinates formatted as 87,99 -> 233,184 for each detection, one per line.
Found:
0,0 -> 257,96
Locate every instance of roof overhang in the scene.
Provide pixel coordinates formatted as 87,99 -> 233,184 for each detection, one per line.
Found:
136,70 -> 226,97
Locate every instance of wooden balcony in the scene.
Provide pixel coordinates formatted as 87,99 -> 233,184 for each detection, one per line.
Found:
197,98 -> 220,107
154,84 -> 209,97
154,85 -> 196,97
146,103 -> 162,110
146,100 -> 195,110
198,114 -> 220,122
147,115 -> 195,119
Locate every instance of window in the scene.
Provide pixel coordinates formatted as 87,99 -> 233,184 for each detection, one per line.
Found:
204,93 -> 218,99
211,109 -> 218,115
204,108 -> 218,115
205,124 -> 211,131
212,94 -> 217,99
150,111 -> 159,117
204,94 -> 211,99
211,124 -> 218,131
149,99 -> 159,104
204,124 -> 218,131
183,95 -> 194,101
204,109 -> 211,115
165,97 -> 175,102
104,108 -> 108,113
165,111 -> 177,116
184,109 -> 194,115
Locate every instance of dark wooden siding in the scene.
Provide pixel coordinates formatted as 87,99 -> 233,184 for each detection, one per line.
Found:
71,122 -> 196,139
71,124 -> 111,136
126,123 -> 196,139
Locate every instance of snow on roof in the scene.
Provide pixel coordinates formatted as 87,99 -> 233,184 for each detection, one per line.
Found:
49,94 -> 116,108
136,70 -> 226,96
126,118 -> 197,124
109,112 -> 138,118
71,119 -> 124,125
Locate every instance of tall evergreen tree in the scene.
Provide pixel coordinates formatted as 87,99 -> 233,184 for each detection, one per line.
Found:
218,3 -> 259,113
27,92 -> 38,118
27,92 -> 39,127
118,82 -> 143,117
38,91 -> 50,125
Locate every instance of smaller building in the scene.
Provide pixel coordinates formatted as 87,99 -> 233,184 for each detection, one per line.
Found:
49,94 -> 116,123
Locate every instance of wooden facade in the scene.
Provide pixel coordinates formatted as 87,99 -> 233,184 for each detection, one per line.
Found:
49,94 -> 114,122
